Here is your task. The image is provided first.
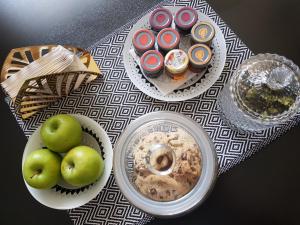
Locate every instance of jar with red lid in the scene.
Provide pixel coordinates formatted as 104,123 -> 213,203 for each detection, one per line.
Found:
140,50 -> 164,78
132,29 -> 155,56
174,7 -> 198,34
149,8 -> 173,32
157,28 -> 180,55
191,21 -> 215,46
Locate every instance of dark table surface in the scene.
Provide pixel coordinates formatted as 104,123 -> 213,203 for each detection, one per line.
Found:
0,0 -> 299,225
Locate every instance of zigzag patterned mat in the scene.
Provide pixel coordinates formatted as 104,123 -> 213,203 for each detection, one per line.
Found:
9,0 -> 300,225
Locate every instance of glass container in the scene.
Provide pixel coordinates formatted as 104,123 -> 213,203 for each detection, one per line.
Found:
217,54 -> 300,132
113,111 -> 217,217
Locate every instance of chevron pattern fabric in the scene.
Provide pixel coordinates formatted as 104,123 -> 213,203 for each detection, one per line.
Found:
8,0 -> 300,225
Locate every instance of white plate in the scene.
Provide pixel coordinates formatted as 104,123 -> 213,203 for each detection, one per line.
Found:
22,114 -> 113,210
123,6 -> 227,101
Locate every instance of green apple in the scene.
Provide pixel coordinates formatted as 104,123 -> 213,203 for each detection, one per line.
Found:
22,149 -> 62,189
41,114 -> 82,153
61,146 -> 104,187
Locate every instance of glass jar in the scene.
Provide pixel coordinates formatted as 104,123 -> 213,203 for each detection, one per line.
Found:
113,111 -> 217,217
217,54 -> 300,132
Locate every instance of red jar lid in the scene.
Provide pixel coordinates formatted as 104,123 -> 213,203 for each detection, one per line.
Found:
132,29 -> 155,52
157,28 -> 180,51
149,8 -> 173,31
140,50 -> 164,73
175,7 -> 198,30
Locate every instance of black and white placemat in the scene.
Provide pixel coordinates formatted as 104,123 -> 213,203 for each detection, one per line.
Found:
8,0 -> 300,224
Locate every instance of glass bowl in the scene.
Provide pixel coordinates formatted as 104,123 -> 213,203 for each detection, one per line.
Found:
113,111 -> 217,217
217,54 -> 300,132
231,53 -> 300,125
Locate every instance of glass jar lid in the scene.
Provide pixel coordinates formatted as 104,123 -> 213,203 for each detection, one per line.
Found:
230,54 -> 300,124
113,111 -> 217,217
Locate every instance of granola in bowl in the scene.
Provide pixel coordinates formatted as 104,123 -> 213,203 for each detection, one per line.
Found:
133,128 -> 201,201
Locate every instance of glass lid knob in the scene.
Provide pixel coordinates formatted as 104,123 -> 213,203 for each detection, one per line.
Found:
145,143 -> 176,176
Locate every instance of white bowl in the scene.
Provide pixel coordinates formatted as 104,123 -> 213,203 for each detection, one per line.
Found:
22,114 -> 113,210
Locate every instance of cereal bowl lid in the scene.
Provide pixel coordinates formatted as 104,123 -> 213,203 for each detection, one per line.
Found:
113,111 -> 217,217
230,53 -> 300,124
